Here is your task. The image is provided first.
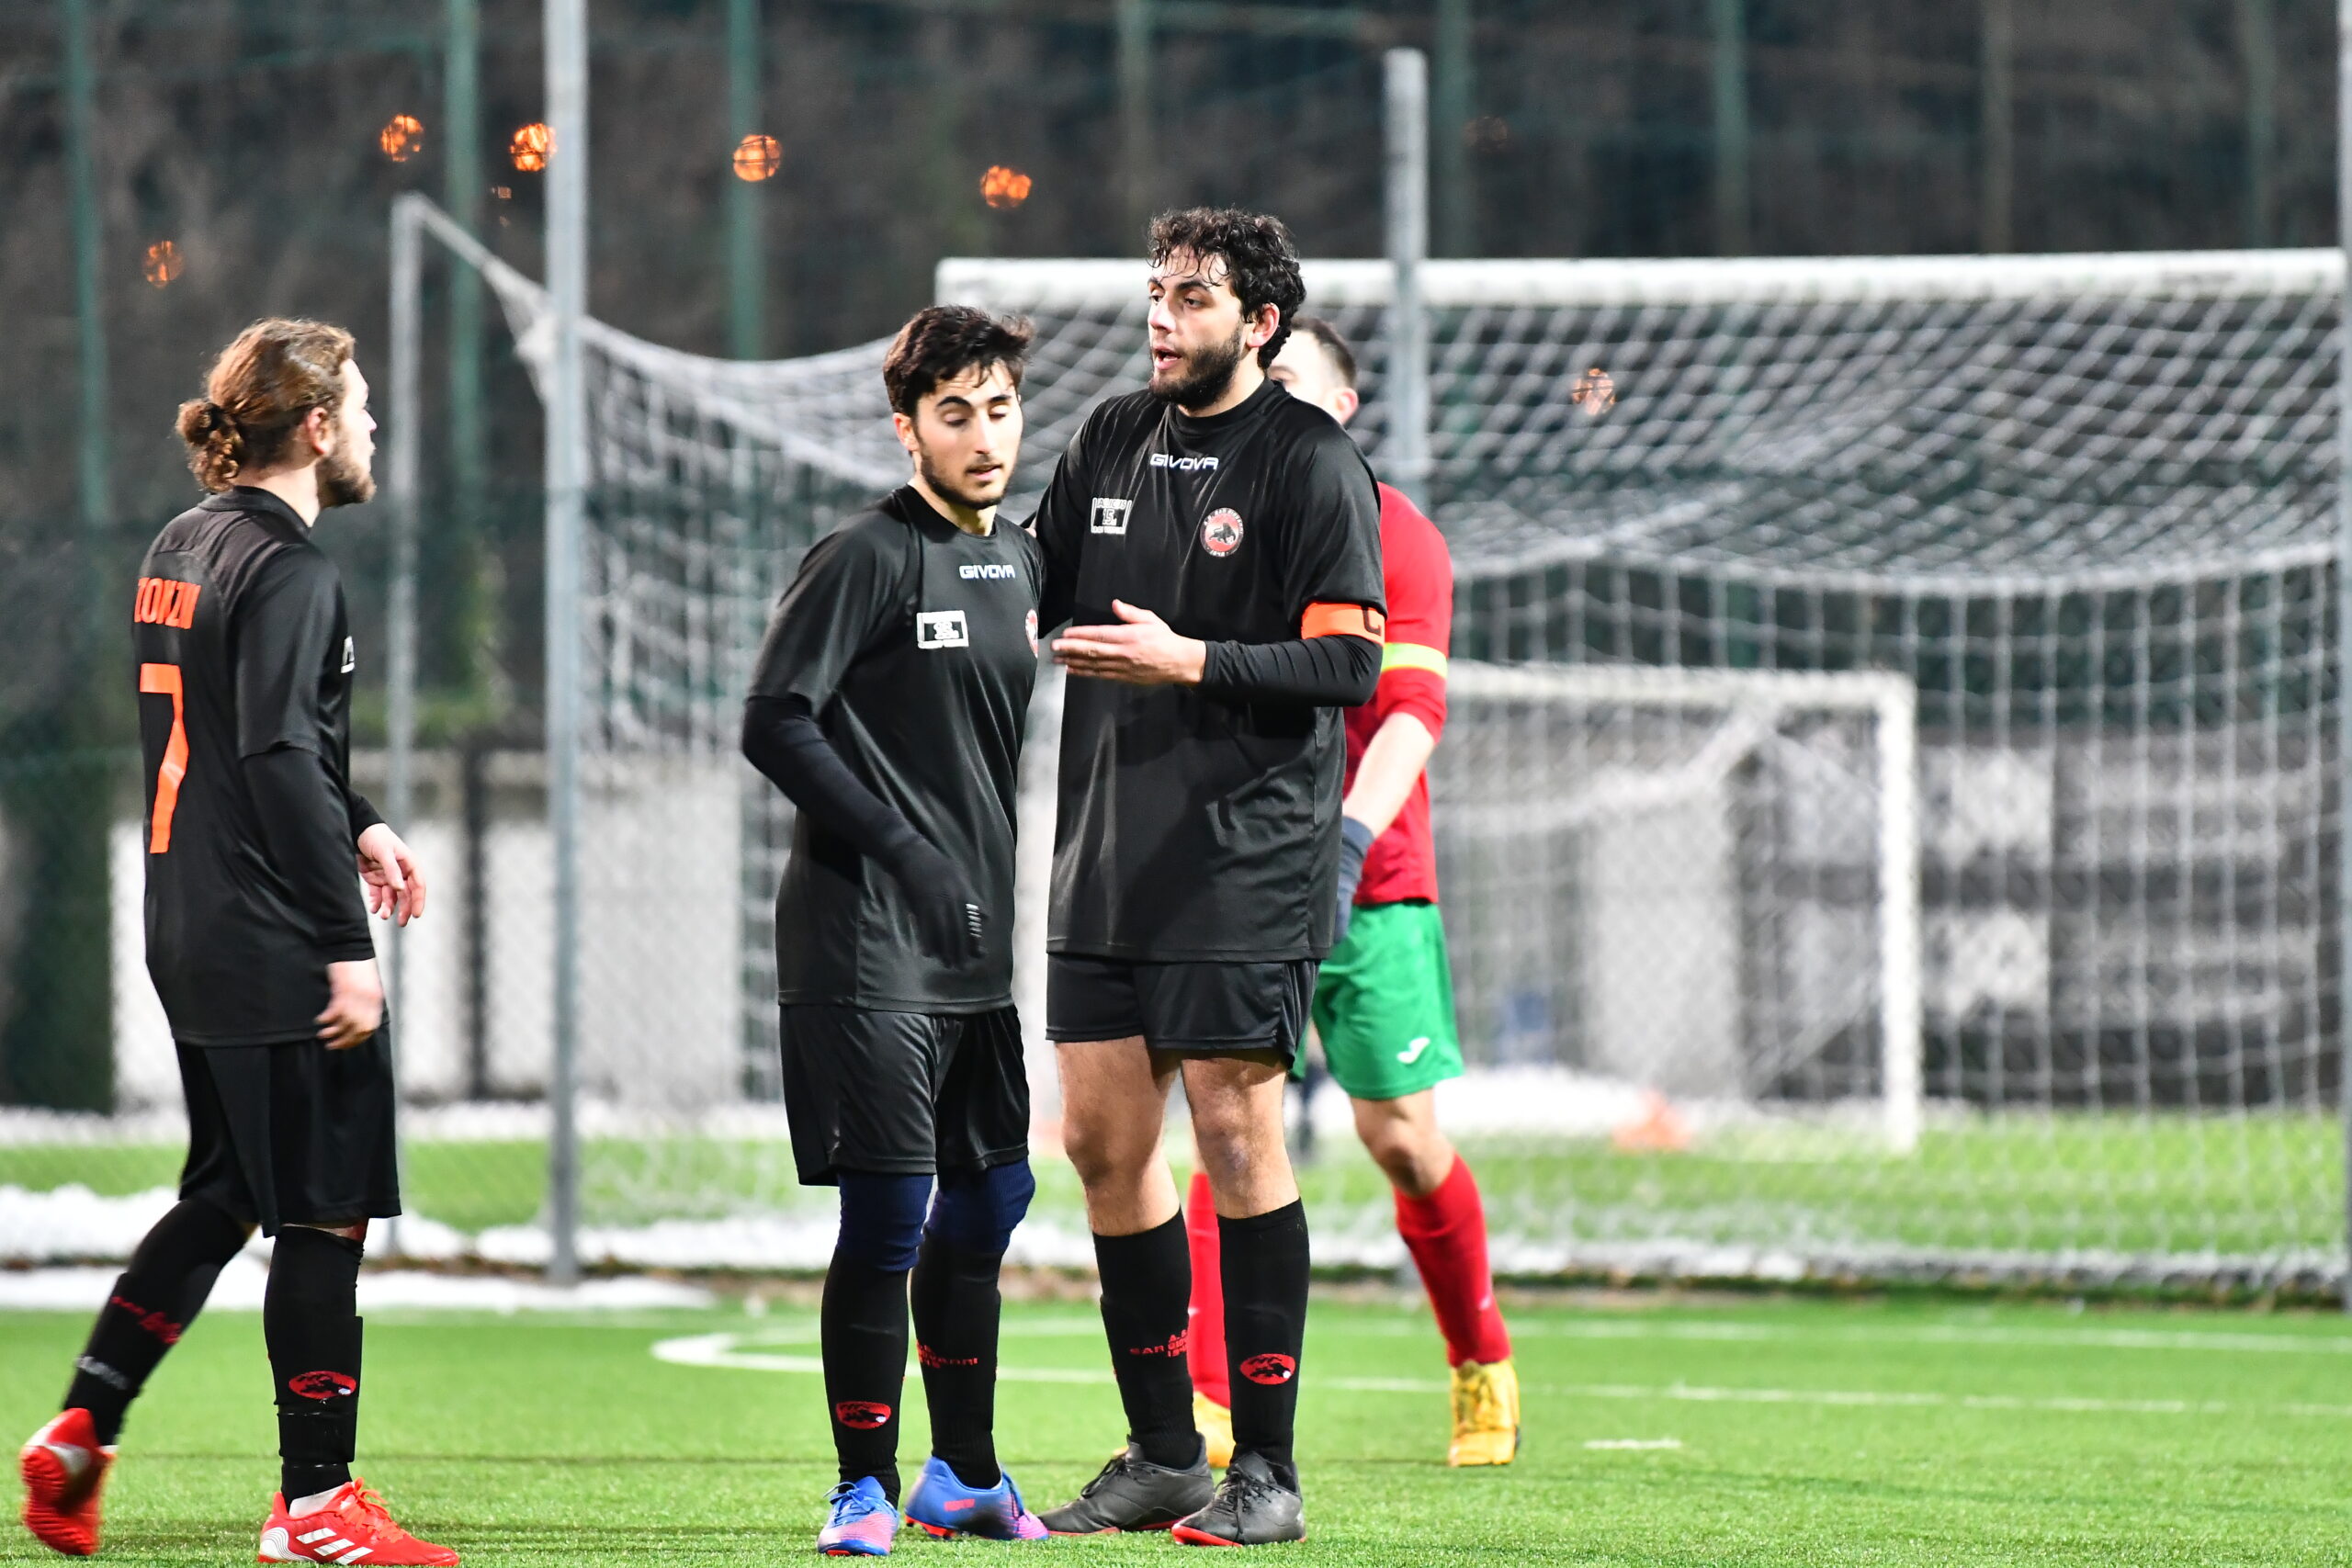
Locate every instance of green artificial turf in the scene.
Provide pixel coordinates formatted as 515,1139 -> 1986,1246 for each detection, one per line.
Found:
3,1291 -> 2348,1564
5,1111 -> 2340,1265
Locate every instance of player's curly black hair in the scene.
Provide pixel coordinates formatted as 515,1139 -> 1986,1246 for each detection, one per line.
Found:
1148,207 -> 1305,367
882,305 -> 1035,416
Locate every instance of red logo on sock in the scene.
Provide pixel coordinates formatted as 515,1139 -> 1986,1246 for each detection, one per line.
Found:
917,1344 -> 979,1369
109,1294 -> 185,1347
1239,1353 -> 1296,1386
833,1401 -> 892,1429
1125,1330 -> 1189,1359
287,1371 -> 356,1401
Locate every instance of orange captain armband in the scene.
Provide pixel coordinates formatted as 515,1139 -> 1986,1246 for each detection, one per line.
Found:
1301,602 -> 1385,641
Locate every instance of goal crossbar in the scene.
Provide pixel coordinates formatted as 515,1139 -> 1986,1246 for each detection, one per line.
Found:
939,248 -> 2342,311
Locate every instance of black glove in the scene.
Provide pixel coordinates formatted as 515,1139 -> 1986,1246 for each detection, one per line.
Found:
1333,815 -> 1376,946
883,831 -> 987,967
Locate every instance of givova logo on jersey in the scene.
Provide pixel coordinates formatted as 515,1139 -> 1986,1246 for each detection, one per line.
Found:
916,610 -> 968,650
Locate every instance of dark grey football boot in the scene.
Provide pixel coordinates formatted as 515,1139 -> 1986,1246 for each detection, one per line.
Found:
1036,1439 -> 1215,1534
1170,1450 -> 1306,1547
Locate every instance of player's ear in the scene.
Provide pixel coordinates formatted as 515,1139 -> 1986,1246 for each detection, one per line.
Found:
1333,387 -> 1361,425
1247,303 -> 1282,352
892,410 -> 919,456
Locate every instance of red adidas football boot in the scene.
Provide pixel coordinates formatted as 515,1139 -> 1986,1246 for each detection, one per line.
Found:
257,1479 -> 458,1566
20,1408 -> 114,1556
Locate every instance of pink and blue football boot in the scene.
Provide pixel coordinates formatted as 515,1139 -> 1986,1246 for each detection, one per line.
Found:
817,1477 -> 897,1556
901,1455 -> 1049,1541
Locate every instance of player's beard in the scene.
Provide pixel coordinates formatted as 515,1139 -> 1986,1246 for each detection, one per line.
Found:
316,435 -> 376,509
914,444 -> 1004,513
1149,321 -> 1250,409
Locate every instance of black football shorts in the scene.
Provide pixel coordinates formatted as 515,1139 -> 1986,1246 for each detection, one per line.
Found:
777,1004 -> 1030,1186
175,1034 -> 402,1236
1044,954 -> 1318,1066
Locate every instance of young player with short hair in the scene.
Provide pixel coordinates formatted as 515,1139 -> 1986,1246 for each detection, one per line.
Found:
1029,210 -> 1385,1547
1182,317 -> 1519,1472
738,306 -> 1047,1557
18,320 -> 453,1564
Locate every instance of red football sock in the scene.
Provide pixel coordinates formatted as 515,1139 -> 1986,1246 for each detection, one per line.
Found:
1183,1168 -> 1229,1407
1395,1156 -> 1512,1368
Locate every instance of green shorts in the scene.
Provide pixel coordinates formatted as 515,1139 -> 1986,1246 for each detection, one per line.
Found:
1307,900 -> 1464,1103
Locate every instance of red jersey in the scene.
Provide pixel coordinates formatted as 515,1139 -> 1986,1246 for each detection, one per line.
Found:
1345,483 -> 1451,906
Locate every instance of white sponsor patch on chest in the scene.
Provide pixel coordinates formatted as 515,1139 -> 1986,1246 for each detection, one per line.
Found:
1090,498 -> 1132,536
916,610 -> 969,649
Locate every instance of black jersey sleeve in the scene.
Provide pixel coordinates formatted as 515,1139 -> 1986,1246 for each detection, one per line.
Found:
1273,419 -> 1387,622
746,515 -> 910,707
243,748 -> 378,962
741,694 -> 925,867
346,788 -> 383,839
1027,403 -> 1098,634
230,547 -> 375,958
1198,632 -> 1380,705
233,548 -> 347,759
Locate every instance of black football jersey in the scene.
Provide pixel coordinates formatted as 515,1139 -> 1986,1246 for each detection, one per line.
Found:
1031,378 -> 1385,962
749,487 -> 1045,1011
132,489 -> 377,1044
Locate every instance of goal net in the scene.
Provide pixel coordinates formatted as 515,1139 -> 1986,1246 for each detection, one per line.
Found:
9,215 -> 2341,1295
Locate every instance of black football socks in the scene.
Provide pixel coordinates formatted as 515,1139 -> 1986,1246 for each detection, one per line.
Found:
825,1173 -> 930,1504
265,1226 -> 366,1503
63,1198 -> 249,1444
1220,1200 -> 1310,1489
910,1161 -> 1034,1492
1092,1214 -> 1199,1470
910,1228 -> 1004,1488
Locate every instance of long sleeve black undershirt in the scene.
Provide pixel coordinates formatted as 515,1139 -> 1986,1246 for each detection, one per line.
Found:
346,788 -> 383,841
243,745 -> 376,962
1197,633 -> 1381,708
740,694 -> 931,874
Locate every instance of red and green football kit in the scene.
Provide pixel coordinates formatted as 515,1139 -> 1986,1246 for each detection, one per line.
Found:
1311,483 -> 1464,1104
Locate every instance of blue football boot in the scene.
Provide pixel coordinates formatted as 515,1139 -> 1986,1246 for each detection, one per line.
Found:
902,1454 -> 1048,1541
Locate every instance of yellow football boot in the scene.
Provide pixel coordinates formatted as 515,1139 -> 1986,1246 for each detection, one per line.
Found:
1194,1390 -> 1236,1470
1447,1359 -> 1520,1467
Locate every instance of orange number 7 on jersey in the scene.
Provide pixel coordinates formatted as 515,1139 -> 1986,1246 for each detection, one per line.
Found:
139,662 -> 188,853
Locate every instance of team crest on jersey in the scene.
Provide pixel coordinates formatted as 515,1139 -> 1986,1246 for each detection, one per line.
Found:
1200,508 -> 1245,558
1090,497 -> 1132,536
916,610 -> 968,650
1024,609 -> 1039,654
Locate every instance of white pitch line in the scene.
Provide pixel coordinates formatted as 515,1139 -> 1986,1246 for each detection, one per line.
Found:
650,1334 -> 2352,1420
1323,1318 -> 2352,1357
1585,1438 -> 1683,1450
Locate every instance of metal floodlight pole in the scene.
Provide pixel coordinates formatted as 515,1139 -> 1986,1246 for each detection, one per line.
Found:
2337,0 -> 2352,1316
726,0 -> 765,359
544,0 -> 589,1287
384,195 -> 425,1259
1383,48 -> 1431,511
1117,0 -> 1155,243
62,0 -> 109,548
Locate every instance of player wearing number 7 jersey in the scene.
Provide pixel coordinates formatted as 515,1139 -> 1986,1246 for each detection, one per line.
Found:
19,320 -> 454,1566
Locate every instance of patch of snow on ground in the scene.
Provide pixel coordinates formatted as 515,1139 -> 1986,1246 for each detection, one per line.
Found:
0,1263 -> 708,1313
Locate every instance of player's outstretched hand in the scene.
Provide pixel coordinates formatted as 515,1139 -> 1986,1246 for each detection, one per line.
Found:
356,822 -> 427,926
1051,600 -> 1207,686
317,958 -> 384,1050
888,837 -> 988,967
